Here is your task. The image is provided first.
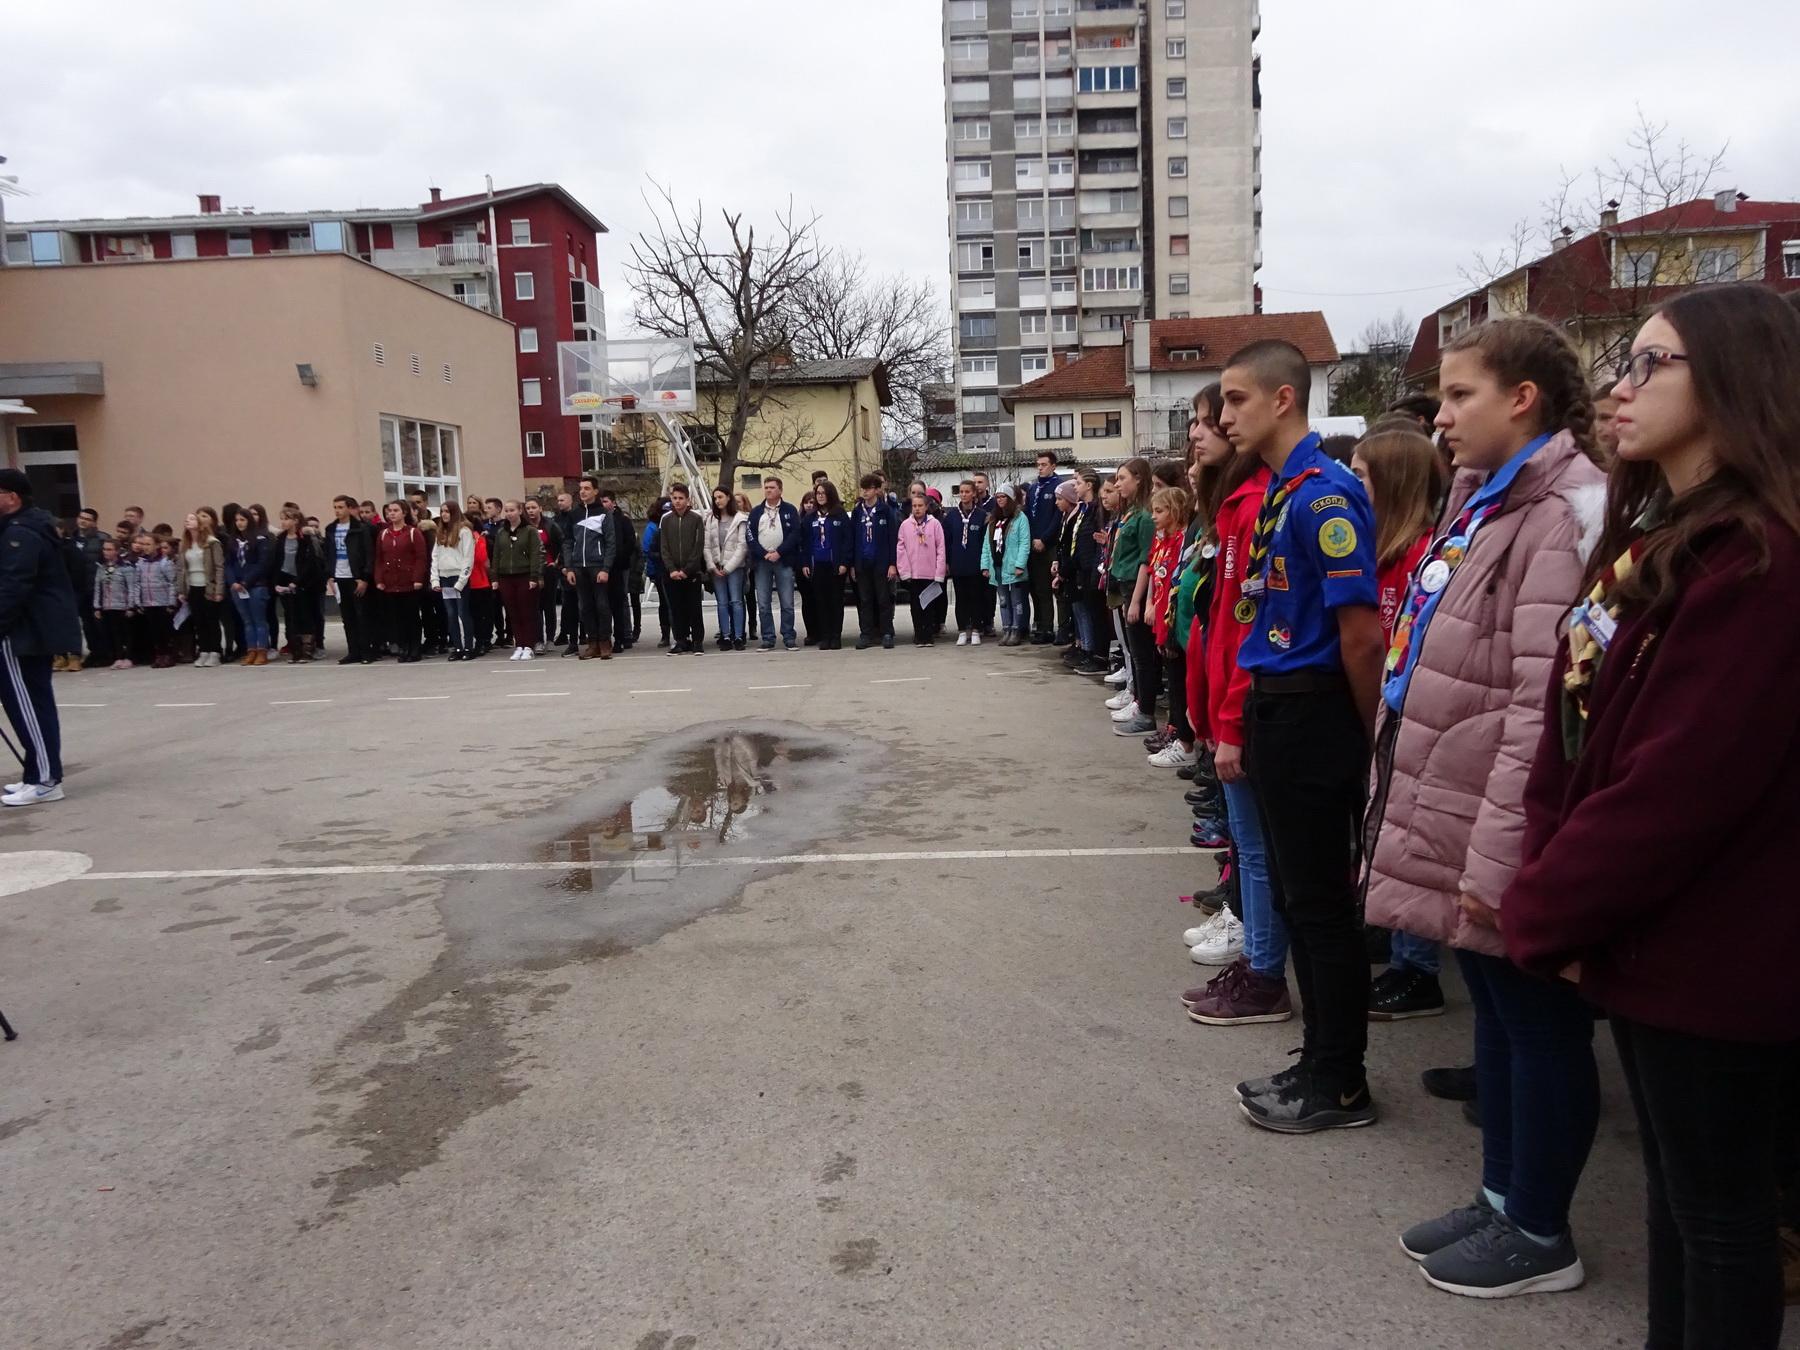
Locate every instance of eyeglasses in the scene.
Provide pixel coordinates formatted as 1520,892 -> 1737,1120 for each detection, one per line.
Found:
1618,349 -> 1690,389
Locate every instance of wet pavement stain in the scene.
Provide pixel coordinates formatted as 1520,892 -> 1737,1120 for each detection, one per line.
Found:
304,720 -> 876,1216
831,1238 -> 884,1276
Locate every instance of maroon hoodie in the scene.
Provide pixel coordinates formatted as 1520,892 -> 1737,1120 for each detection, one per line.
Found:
1503,520 -> 1800,1044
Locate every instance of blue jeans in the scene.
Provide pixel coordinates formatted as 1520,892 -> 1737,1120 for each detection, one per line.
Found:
439,587 -> 470,651
1458,948 -> 1600,1238
232,585 -> 270,648
1389,928 -> 1441,975
712,568 -> 745,640
754,560 -> 796,645
997,580 -> 1027,633
1074,594 -> 1100,653
1224,775 -> 1287,978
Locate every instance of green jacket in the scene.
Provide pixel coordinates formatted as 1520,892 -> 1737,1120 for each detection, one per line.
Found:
489,522 -> 544,580
1108,506 -> 1153,584
655,508 -> 707,575
980,513 -> 1030,586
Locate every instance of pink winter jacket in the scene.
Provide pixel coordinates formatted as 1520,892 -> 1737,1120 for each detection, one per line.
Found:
1365,430 -> 1605,957
894,513 -> 946,582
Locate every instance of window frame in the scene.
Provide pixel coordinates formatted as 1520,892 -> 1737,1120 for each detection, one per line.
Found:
524,430 -> 547,458
1166,77 -> 1187,98
1034,413 -> 1074,440
1168,195 -> 1189,218
518,326 -> 539,354
1166,37 -> 1186,58
1167,116 -> 1188,138
1081,410 -> 1122,439
1168,155 -> 1188,179
381,415 -> 462,506
521,378 -> 543,407
513,271 -> 535,301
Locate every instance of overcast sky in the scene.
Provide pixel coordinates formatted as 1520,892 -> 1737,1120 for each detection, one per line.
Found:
6,1 -> 1796,353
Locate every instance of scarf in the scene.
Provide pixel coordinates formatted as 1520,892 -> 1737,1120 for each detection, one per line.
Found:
1560,527 -> 1653,761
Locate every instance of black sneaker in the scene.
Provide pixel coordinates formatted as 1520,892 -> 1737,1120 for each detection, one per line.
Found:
882,634 -> 895,649
1239,1071 -> 1377,1134
1420,1215 -> 1584,1298
1400,1193 -> 1497,1261
1369,967 -> 1446,1021
1235,1048 -> 1305,1100
1421,1064 -> 1478,1102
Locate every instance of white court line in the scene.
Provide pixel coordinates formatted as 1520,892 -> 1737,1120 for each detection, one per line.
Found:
270,699 -> 333,706
153,702 -> 215,708
984,670 -> 1026,677
388,695 -> 450,702
630,688 -> 691,695
506,691 -> 570,698
69,845 -> 1193,884
61,703 -> 109,708
747,683 -> 811,691
871,677 -> 929,685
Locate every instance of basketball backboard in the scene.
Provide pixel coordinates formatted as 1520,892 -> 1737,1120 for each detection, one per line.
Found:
558,335 -> 696,417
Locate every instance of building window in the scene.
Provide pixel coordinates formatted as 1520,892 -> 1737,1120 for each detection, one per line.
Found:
519,326 -> 539,354
1170,272 -> 1190,294
1169,311 -> 1189,319
951,79 -> 990,103
1167,77 -> 1187,98
1081,265 -> 1140,291
1034,413 -> 1074,440
1785,242 -> 1800,280
503,218 -> 529,245
521,379 -> 543,406
1081,411 -> 1122,438
1170,347 -> 1202,362
954,159 -> 993,186
1078,66 -> 1138,93
1167,116 -> 1187,138
947,0 -> 987,20
956,240 -> 996,272
963,393 -> 1001,414
1170,233 -> 1190,255
1051,312 -> 1077,334
380,416 -> 462,506
960,355 -> 999,375
1165,0 -> 1185,14
1615,249 -> 1658,288
1021,354 -> 1050,375
954,118 -> 992,142
1020,313 -> 1047,334
1011,0 -> 1038,16
1166,37 -> 1186,58
227,231 -> 253,257
1168,195 -> 1189,218
311,220 -> 345,252
960,314 -> 998,339
1168,156 -> 1188,178
514,271 -> 535,300
1019,237 -> 1046,270
950,36 -> 985,62
1693,247 -> 1741,284
1050,276 -> 1077,295
1049,237 -> 1076,266
956,199 -> 995,229
525,431 -> 546,458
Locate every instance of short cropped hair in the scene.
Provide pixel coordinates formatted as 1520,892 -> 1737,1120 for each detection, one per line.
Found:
1224,339 -> 1313,415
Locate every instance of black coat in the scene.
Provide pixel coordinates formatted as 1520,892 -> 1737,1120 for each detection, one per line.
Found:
0,506 -> 83,656
322,518 -> 375,584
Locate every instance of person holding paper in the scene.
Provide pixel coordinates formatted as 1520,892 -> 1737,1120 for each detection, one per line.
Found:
896,491 -> 947,646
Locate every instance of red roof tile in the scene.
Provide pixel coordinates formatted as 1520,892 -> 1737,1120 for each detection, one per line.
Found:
1005,344 -> 1130,404
1142,311 -> 1338,371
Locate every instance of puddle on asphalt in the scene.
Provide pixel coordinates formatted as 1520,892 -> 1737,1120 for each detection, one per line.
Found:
428,721 -> 873,969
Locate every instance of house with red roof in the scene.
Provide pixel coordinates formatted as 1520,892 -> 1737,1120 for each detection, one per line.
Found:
1405,191 -> 1800,393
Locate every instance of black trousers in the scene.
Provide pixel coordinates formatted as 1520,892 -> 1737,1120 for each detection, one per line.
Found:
606,572 -> 631,647
1161,648 -> 1192,743
628,583 -> 644,642
468,587 -> 494,650
539,572 -> 561,642
419,587 -> 445,651
951,575 -> 987,633
666,575 -> 705,648
854,562 -> 894,640
335,581 -> 371,660
278,587 -> 312,653
186,587 -> 221,655
1613,1017 -> 1793,1350
909,585 -> 948,643
1026,546 -> 1055,636
809,567 -> 846,646
1127,618 -> 1161,714
573,569 -> 613,646
1243,684 -> 1371,1087
80,606 -> 105,663
559,580 -> 579,644
799,565 -> 821,641
0,640 -> 60,784
378,589 -> 419,658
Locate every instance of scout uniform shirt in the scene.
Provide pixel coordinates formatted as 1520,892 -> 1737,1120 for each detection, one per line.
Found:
1236,431 -> 1378,675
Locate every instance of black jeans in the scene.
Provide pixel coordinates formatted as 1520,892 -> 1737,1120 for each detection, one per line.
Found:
665,574 -> 705,648
809,566 -> 846,646
334,581 -> 371,660
1026,545 -> 1055,636
378,589 -> 419,659
1613,1016 -> 1793,1350
1161,649 -> 1192,744
1243,684 -> 1371,1087
186,587 -> 221,655
1458,949 -> 1599,1238
606,571 -> 631,647
1127,618 -> 1160,715
908,583 -> 947,643
572,569 -> 613,646
951,575 -> 987,633
854,562 -> 894,641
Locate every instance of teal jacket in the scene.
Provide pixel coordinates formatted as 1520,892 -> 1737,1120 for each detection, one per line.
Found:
980,514 -> 1030,586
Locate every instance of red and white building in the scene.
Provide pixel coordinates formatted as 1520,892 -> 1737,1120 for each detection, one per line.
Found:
4,182 -> 608,481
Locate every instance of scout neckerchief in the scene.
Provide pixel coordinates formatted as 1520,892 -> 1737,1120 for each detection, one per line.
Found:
813,510 -> 831,556
1560,504 -> 1663,760
954,504 -> 978,552
1236,434 -> 1324,624
1172,518 -> 1214,637
1383,433 -> 1550,713
858,500 -> 880,545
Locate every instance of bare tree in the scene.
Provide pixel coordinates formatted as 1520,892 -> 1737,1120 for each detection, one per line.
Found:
626,184 -> 838,492
1330,310 -> 1414,419
785,252 -> 951,450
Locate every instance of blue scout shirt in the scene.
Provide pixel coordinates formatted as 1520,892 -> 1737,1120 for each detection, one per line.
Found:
1236,432 -> 1378,676
852,498 -> 898,568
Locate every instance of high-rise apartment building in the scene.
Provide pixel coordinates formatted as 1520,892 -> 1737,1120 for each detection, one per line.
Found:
942,0 -> 1260,453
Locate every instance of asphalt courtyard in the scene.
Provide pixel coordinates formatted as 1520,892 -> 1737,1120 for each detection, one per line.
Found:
1,616 -> 1672,1349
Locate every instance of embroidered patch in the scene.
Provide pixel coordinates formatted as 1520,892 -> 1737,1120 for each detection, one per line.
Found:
1269,557 -> 1290,591
1318,518 -> 1357,559
1325,568 -> 1364,579
1275,503 -> 1291,533
1267,625 -> 1292,650
1310,494 -> 1349,514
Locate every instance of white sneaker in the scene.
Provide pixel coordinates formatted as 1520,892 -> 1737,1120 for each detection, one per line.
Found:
1104,689 -> 1134,710
3,780 -> 24,794
1109,700 -> 1142,723
1104,666 -> 1129,686
1183,906 -> 1234,948
956,631 -> 970,646
970,632 -> 982,646
2,781 -> 64,808
1149,742 -> 1199,768
520,646 -> 535,660
1190,910 -> 1245,965
507,647 -> 521,660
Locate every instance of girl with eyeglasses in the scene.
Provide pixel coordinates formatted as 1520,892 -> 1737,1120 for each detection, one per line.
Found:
1504,284 -> 1800,1348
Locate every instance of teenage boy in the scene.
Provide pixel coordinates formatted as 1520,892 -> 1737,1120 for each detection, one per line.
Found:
1217,339 -> 1385,1135
324,494 -> 375,664
563,474 -> 617,660
655,484 -> 707,654
970,473 -> 997,635
944,480 -> 990,645
1024,450 -> 1070,643
851,473 -> 899,649
746,476 -> 802,651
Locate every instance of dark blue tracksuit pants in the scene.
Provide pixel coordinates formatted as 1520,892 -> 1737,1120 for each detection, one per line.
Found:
0,639 -> 62,786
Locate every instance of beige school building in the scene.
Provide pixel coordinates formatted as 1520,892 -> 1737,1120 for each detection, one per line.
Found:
0,252 -> 523,525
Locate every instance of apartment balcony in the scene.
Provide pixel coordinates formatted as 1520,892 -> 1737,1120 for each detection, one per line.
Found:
1077,208 -> 1140,231
1074,88 -> 1139,112
953,176 -> 995,196
373,242 -> 494,275
946,16 -> 990,36
1075,5 -> 1138,32
1076,128 -> 1139,151
955,214 -> 995,236
1082,287 -> 1143,312
949,54 -> 989,75
957,289 -> 996,312
1080,247 -> 1142,268
1013,133 -> 1078,157
1078,168 -> 1140,192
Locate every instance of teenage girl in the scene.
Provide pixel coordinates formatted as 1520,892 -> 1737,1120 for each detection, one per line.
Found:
1104,458 -> 1154,729
92,538 -> 137,670
982,488 -> 1030,644
1505,285 -> 1800,1346
1367,315 -> 1605,1298
225,508 -> 273,665
180,510 -> 225,667
1145,486 -> 1195,762
132,530 -> 178,668
432,502 -> 476,659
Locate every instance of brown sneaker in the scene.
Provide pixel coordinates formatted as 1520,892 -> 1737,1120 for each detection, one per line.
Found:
578,644 -> 599,661
1187,964 -> 1293,1025
1181,955 -> 1247,1009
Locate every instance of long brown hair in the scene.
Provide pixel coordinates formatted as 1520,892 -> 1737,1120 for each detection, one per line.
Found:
183,508 -> 217,551
436,500 -> 470,548
1355,429 -> 1443,567
1113,457 -> 1153,513
1190,383 -> 1261,536
1444,315 -> 1598,459
1587,283 -> 1800,614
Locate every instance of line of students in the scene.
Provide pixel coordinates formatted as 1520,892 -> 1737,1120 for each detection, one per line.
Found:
1059,289 -> 1798,1344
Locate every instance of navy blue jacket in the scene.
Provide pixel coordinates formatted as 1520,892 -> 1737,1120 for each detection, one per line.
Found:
806,509 -> 854,569
1024,472 -> 1071,544
850,498 -> 899,569
942,503 -> 991,578
0,506 -> 82,657
746,501 -> 804,566
225,530 -> 275,589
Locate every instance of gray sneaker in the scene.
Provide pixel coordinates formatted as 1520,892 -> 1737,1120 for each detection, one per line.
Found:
1239,1072 -> 1377,1134
1235,1049 -> 1305,1100
1400,1193 -> 1497,1261
1112,714 -> 1157,736
1420,1215 -> 1584,1299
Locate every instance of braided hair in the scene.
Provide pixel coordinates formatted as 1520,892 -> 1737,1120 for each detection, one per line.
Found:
1444,315 -> 1598,460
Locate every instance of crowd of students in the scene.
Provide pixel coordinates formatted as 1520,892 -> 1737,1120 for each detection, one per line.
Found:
1065,285 -> 1797,1346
